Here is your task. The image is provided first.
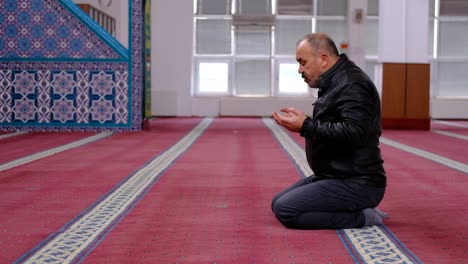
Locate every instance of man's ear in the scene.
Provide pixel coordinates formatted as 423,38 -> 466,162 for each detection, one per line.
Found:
320,53 -> 329,68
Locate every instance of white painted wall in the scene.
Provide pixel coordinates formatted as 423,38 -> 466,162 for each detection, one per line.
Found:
151,0 -> 194,116
405,0 -> 429,63
431,98 -> 468,119
347,0 -> 367,70
378,0 -> 428,63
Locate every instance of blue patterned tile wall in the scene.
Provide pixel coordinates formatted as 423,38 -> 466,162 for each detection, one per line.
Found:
0,0 -> 143,131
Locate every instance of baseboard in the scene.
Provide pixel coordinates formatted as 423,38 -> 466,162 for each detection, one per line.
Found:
382,118 -> 431,130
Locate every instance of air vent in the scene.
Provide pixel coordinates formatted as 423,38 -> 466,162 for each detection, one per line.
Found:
232,14 -> 275,28
440,0 -> 468,16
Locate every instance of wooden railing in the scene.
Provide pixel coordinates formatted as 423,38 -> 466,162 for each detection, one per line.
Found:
77,4 -> 116,37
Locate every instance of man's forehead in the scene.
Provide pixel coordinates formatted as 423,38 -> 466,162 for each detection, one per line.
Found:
297,41 -> 314,53
296,45 -> 310,60
296,52 -> 307,62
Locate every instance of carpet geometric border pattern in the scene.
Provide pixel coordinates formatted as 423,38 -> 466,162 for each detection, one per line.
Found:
262,117 -> 422,264
338,227 -> 423,264
0,0 -> 143,131
16,118 -> 213,264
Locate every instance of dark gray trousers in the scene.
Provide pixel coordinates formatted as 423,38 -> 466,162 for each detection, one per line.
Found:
271,177 -> 385,229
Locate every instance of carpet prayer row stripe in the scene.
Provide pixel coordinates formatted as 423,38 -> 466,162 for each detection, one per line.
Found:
264,118 -> 313,177
0,132 -> 114,172
380,137 -> 468,174
17,118 -> 213,264
433,129 -> 468,141
0,131 -> 27,140
262,117 -> 422,264
433,120 -> 468,128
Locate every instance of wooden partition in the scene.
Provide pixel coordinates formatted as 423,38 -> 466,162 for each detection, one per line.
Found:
381,63 -> 430,130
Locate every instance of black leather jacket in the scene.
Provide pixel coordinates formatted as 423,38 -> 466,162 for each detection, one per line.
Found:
300,54 -> 386,187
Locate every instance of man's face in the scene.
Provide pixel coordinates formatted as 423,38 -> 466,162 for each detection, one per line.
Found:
296,41 -> 323,88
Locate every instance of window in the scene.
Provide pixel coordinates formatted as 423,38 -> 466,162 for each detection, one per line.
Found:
193,0 -> 378,96
197,62 -> 229,93
278,63 -> 308,94
275,19 -> 312,55
366,18 -> 378,56
235,28 -> 271,55
367,0 -> 379,16
195,19 -> 231,55
431,0 -> 468,97
316,18 -> 347,47
236,0 -> 271,14
196,0 -> 231,15
234,59 -> 271,96
437,62 -> 468,97
316,0 -> 347,16
277,0 -> 313,15
438,19 -> 468,57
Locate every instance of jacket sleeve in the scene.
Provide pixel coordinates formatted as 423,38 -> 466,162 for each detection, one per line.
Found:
300,83 -> 374,146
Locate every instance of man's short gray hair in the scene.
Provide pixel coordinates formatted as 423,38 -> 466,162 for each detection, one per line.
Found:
298,32 -> 340,56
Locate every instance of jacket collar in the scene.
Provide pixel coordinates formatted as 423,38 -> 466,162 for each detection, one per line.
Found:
317,53 -> 349,95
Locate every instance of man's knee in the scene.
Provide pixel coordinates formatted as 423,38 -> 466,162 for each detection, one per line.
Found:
272,197 -> 300,228
271,194 -> 280,213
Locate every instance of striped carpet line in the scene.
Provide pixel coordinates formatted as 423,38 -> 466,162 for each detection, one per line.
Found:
433,130 -> 468,141
0,132 -> 114,172
0,131 -> 27,140
17,118 -> 213,264
380,137 -> 468,174
262,118 -> 313,176
262,117 -> 421,264
433,120 -> 468,128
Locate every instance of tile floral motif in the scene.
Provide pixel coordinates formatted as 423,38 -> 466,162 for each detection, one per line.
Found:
0,0 -> 119,59
12,71 -> 36,96
90,72 -> 114,98
51,98 -> 74,123
90,99 -> 114,124
51,71 -> 75,96
12,98 -> 36,123
2,66 -> 128,128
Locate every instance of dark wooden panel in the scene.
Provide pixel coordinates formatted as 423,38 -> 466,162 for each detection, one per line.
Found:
406,64 -> 430,119
381,63 -> 407,119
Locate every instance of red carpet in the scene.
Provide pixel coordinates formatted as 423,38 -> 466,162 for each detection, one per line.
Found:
379,143 -> 467,263
2,118 -> 466,263
0,132 -> 96,164
82,118 -> 354,264
0,118 -> 201,264
382,130 -> 468,164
